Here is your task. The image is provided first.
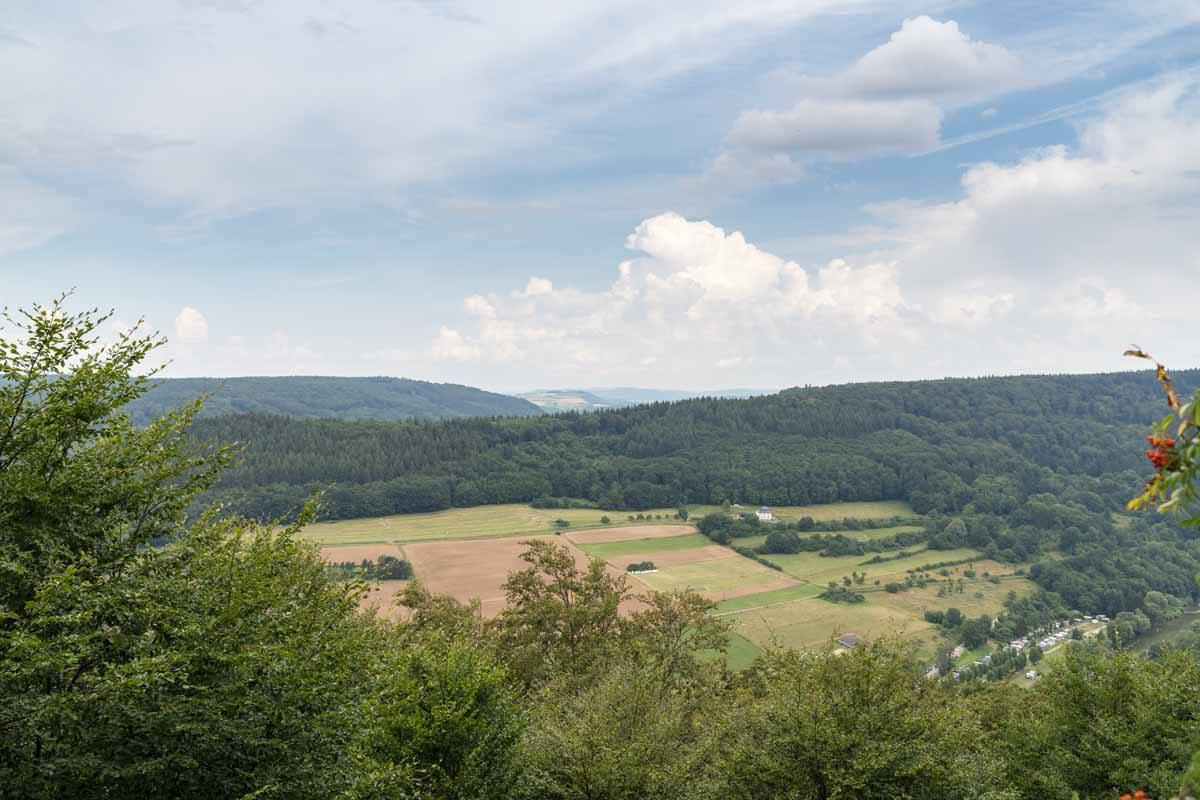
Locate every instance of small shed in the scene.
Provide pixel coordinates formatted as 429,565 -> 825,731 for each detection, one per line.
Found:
756,506 -> 775,522
836,633 -> 861,649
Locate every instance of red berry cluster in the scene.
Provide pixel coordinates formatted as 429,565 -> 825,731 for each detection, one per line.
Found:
1145,434 -> 1176,470
1119,791 -> 1149,800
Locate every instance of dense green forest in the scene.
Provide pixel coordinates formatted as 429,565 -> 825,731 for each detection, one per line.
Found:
197,369 -> 1194,518
4,300 -> 1200,799
125,375 -> 541,424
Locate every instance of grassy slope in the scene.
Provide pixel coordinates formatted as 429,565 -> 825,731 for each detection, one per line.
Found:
302,500 -> 916,546
301,504 -> 690,544
575,533 -> 712,559
687,500 -> 914,522
736,524 -> 925,550
632,557 -> 792,596
717,554 -> 1035,661
762,547 -> 980,587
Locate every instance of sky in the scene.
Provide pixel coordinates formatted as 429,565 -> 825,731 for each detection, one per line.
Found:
2,1 -> 1199,392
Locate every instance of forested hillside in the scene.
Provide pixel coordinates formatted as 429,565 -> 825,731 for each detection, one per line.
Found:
197,369 -> 1195,520
126,375 -> 541,424
195,369 -> 1200,620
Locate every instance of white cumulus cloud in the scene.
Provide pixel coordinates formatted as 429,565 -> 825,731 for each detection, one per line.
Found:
430,211 -> 909,381
844,16 -> 1023,100
173,307 -> 209,343
710,16 -> 1021,184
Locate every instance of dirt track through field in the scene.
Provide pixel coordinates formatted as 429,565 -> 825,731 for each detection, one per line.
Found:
566,524 -> 696,544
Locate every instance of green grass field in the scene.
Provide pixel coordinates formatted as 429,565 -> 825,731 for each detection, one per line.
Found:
762,547 -> 980,587
717,559 -> 1033,660
687,500 -> 915,522
633,556 -> 792,596
714,584 -> 824,614
575,533 -> 712,559
301,503 -> 690,544
300,500 -> 915,545
736,524 -> 925,551
723,632 -> 765,670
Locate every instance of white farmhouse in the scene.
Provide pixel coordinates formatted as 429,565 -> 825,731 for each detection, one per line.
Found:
756,506 -> 775,522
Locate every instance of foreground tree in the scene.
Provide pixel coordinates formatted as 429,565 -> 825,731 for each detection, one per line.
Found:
2,510 -> 379,799
719,639 -> 1015,800
493,539 -> 628,686
0,300 -> 381,799
355,631 -> 524,800
0,296 -> 229,613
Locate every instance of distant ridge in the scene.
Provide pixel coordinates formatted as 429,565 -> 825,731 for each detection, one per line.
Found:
126,376 -> 542,424
518,386 -> 772,413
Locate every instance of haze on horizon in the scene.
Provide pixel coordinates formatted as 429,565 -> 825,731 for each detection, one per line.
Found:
2,1 -> 1199,394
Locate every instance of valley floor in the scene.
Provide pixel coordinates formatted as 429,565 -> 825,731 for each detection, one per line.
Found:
315,500 -> 1031,662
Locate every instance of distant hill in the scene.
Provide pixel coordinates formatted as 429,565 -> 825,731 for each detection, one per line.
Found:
585,387 -> 770,404
126,376 -> 542,425
516,389 -> 633,413
518,386 -> 770,412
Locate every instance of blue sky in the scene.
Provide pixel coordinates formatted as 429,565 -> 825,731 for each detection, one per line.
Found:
2,1 -> 1198,391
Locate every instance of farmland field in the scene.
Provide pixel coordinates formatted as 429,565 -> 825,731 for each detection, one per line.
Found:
687,500 -> 915,522
721,562 -> 1034,659
764,547 -> 981,587
736,524 -> 925,551
565,525 -> 692,544
715,583 -> 824,613
574,532 -> 711,559
306,500 -> 1001,663
319,543 -> 407,564
403,534 -> 639,618
630,556 -> 800,601
318,543 -> 413,618
301,500 -> 915,546
301,503 -> 688,545
722,632 -> 764,671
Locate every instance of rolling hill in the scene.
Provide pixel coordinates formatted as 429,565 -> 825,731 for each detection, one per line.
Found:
125,376 -> 542,424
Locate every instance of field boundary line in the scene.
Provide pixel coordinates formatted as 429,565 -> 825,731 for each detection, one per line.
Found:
713,592 -> 817,618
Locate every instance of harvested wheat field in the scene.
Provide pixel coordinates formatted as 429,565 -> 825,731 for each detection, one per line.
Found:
405,534 -> 642,618
359,579 -> 410,618
319,543 -> 406,564
565,524 -> 696,544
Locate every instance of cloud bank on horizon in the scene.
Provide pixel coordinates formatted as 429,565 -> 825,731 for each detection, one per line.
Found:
2,1 -> 1198,390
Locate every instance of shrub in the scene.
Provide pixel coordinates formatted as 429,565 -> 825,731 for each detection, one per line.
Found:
818,586 -> 865,604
